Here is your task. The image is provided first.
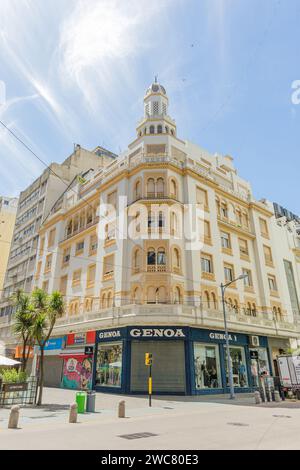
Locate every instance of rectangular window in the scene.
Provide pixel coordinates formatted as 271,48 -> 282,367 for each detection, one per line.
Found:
259,218 -> 269,237
103,254 -> 114,277
194,343 -> 222,390
263,245 -> 273,266
224,264 -> 234,282
89,234 -> 98,255
239,238 -> 249,256
95,342 -> 123,388
196,187 -> 208,209
48,228 -> 56,247
35,261 -> 42,279
42,280 -> 49,293
76,240 -> 84,255
87,264 -> 96,287
45,254 -> 52,272
242,268 -> 252,287
201,254 -> 213,273
62,247 -> 70,265
268,275 -> 277,292
107,191 -> 117,210
221,231 -> 231,249
59,275 -> 68,295
72,269 -> 81,286
39,237 -> 45,256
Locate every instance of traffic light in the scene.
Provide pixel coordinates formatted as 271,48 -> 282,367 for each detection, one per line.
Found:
145,352 -> 152,366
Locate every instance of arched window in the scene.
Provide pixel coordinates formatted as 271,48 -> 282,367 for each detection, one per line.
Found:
252,303 -> 257,317
170,129 -> 174,135
147,248 -> 156,265
165,126 -> 169,133
147,286 -> 156,304
147,178 -> 155,197
204,291 -> 210,309
101,293 -> 107,309
158,286 -> 166,303
107,292 -> 113,308
134,180 -> 141,200
227,298 -> 233,311
157,248 -> 166,265
173,247 -> 180,268
156,177 -> 164,196
174,286 -> 181,304
144,128 -> 147,134
170,211 -> 177,234
170,179 -> 177,198
73,216 -> 79,232
150,125 -> 155,134
133,287 -> 141,304
158,211 -> 164,228
211,292 -> 217,310
233,299 -> 239,313
133,248 -> 141,270
157,124 -> 162,134
66,220 -> 72,236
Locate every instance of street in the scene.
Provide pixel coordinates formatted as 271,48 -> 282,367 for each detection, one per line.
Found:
0,388 -> 300,450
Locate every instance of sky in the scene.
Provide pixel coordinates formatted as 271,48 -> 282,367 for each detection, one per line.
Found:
0,0 -> 299,213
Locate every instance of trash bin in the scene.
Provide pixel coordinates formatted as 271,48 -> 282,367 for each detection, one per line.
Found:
76,391 -> 86,413
86,391 -> 96,412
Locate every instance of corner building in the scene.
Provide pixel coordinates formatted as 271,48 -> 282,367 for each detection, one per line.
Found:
33,81 -> 300,394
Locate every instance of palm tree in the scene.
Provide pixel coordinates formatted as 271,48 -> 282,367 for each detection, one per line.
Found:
12,290 -> 34,372
31,289 -> 64,406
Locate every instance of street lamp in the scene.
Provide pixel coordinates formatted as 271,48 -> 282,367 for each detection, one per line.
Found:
221,274 -> 248,399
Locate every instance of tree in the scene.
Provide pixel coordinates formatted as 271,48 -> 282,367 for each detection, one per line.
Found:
12,290 -> 34,372
31,289 -> 64,406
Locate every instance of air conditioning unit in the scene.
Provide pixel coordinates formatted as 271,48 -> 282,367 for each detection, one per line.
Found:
250,335 -> 260,347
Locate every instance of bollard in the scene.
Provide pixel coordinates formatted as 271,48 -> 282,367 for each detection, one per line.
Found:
118,400 -> 125,418
254,391 -> 261,404
274,390 -> 281,402
69,403 -> 78,423
8,405 -> 20,429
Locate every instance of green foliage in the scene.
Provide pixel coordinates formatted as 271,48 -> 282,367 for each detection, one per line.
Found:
0,368 -> 27,383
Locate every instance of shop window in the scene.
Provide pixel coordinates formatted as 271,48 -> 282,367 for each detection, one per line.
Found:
225,346 -> 248,388
95,342 -> 123,388
194,343 -> 222,390
250,348 -> 270,387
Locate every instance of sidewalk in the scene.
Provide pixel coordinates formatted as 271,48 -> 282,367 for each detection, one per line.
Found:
1,387 -> 300,430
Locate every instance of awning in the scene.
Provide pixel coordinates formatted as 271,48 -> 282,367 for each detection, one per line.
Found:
0,355 -> 21,366
60,348 -> 91,359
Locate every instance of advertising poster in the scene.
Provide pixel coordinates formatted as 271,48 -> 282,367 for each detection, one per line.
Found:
61,356 -> 93,390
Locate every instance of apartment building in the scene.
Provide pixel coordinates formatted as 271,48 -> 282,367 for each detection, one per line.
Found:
4,81 -> 300,394
0,196 -> 18,292
0,145 -> 116,352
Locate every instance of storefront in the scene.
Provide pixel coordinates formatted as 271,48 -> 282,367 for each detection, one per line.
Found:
33,337 -> 65,387
60,331 -> 95,390
93,326 -> 271,395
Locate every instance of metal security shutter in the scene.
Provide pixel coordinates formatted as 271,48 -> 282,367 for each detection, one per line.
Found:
130,341 -> 186,393
43,356 -> 64,387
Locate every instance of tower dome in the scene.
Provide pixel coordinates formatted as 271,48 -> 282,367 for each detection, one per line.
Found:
145,79 -> 167,96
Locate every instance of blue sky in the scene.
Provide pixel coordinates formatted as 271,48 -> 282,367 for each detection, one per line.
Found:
0,0 -> 299,213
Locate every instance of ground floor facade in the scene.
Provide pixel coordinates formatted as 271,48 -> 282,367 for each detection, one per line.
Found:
23,324 -> 294,395
93,325 -> 276,395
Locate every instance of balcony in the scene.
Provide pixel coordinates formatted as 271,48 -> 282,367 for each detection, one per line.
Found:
62,217 -> 99,243
51,302 -> 300,339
